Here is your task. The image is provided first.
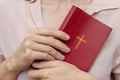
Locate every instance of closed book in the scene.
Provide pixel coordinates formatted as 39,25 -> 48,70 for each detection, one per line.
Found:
59,6 -> 112,72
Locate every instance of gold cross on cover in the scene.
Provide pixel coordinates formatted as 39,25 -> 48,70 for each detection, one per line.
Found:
75,34 -> 86,49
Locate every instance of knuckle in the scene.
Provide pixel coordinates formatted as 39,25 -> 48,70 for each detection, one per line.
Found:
48,37 -> 56,45
26,33 -> 34,40
27,29 -> 37,40
46,46 -> 54,53
24,49 -> 33,60
53,51 -> 59,57
45,46 -> 59,58
45,46 -> 59,57
29,52 -> 35,60
31,35 -> 37,41
24,33 -> 33,43
24,40 -> 31,48
42,53 -> 49,59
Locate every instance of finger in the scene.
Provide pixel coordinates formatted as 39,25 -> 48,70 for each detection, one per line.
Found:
41,79 -> 49,80
32,35 -> 70,53
28,69 -> 50,79
32,60 -> 62,69
31,28 -> 70,40
27,41 -> 65,60
25,50 -> 55,61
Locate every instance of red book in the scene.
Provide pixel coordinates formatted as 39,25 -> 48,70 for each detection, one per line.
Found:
59,6 -> 112,72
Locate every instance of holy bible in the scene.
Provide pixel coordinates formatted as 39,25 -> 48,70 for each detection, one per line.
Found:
59,6 -> 112,72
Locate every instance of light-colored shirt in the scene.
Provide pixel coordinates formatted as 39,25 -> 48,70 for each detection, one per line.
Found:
0,0 -> 120,80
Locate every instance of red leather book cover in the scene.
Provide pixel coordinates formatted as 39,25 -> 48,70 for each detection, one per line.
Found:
59,6 -> 112,72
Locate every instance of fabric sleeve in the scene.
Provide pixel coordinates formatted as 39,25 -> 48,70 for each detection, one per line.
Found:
112,9 -> 120,80
114,74 -> 120,80
0,48 -> 5,63
112,45 -> 120,73
112,45 -> 120,80
0,28 -> 5,63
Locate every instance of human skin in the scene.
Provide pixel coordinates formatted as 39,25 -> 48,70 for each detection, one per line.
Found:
28,60 -> 99,80
0,28 -> 70,80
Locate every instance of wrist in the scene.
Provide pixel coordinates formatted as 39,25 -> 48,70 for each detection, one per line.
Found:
4,56 -> 18,72
0,61 -> 20,80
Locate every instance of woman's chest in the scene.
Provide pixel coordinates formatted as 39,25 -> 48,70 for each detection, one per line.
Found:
1,1 -> 120,79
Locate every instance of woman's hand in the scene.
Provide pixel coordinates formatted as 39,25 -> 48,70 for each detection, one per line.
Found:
4,28 -> 70,73
28,60 -> 99,80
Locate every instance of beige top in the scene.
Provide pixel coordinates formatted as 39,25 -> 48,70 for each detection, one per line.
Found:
0,0 -> 120,80
41,0 -> 92,29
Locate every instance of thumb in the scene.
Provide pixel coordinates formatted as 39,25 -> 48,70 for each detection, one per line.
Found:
32,60 -> 61,69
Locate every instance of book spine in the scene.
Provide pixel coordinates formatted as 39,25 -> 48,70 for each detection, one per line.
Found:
59,6 -> 77,31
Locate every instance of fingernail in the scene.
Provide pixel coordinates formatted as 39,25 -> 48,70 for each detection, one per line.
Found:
66,35 -> 70,40
58,55 -> 65,60
65,47 -> 70,53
